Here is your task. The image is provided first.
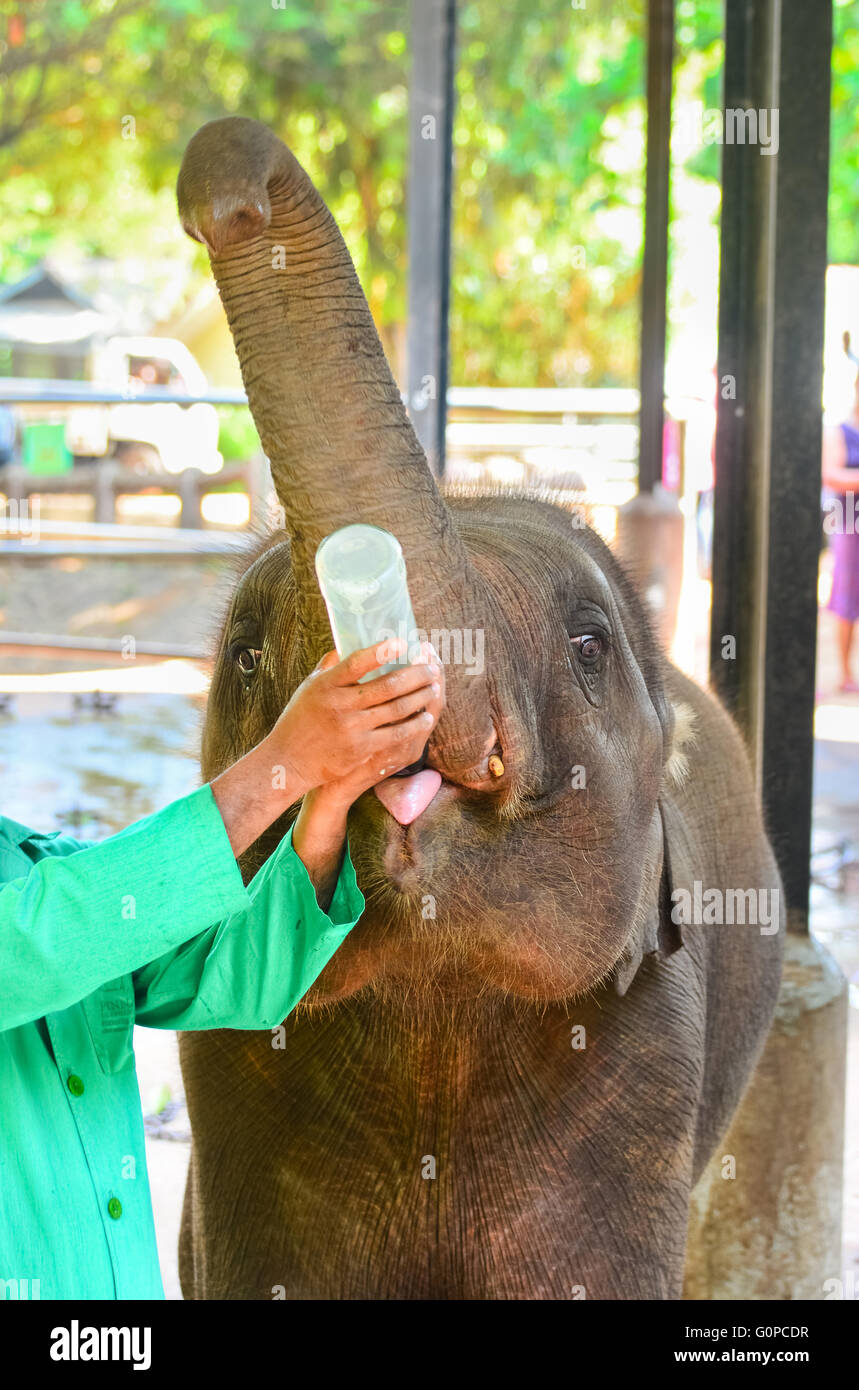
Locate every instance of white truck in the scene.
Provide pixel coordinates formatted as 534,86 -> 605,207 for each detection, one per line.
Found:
64,336 -> 223,475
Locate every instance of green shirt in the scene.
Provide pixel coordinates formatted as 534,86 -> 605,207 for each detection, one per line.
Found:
0,784 -> 364,1301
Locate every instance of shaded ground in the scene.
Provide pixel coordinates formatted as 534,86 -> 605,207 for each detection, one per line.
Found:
810,604 -> 859,1295
0,552 -> 242,672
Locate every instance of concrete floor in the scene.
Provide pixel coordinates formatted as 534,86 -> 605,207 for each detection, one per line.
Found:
808,604 -> 859,1292
136,1028 -> 189,1301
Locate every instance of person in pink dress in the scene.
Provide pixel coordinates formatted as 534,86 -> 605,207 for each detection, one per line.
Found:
822,336 -> 859,693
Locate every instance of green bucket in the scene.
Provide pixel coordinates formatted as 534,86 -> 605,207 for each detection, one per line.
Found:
22,421 -> 72,475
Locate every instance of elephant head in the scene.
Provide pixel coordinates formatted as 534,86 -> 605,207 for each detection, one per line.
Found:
178,116 -> 689,1009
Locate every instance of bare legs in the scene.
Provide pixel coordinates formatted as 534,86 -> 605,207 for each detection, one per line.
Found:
835,616 -> 859,693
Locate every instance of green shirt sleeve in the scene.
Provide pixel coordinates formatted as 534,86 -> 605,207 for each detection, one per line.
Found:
133,824 -> 364,1031
0,785 -> 249,1032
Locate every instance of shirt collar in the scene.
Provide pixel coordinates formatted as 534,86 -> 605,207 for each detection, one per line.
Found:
0,816 -> 59,848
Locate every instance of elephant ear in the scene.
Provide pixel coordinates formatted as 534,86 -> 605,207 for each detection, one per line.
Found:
612,702 -> 699,996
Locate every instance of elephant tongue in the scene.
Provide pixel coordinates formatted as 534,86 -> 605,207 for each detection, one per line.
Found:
374,769 -> 442,825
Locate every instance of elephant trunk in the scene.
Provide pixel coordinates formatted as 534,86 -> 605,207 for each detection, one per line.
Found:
177,117 -> 495,777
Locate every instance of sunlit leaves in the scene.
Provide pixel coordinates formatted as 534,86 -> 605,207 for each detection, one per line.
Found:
0,0 -> 855,389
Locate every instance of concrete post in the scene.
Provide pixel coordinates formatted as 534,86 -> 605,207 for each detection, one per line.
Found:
684,931 -> 847,1299
2,463 -> 28,507
616,484 -> 684,650
178,467 -> 203,529
95,461 -> 117,525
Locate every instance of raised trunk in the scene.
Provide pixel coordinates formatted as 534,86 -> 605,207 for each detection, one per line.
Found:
178,117 -> 494,774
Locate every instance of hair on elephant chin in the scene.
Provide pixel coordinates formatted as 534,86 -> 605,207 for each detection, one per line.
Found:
663,700 -> 698,790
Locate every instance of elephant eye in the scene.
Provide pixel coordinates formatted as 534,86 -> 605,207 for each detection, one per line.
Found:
234,646 -> 262,675
571,634 -> 603,662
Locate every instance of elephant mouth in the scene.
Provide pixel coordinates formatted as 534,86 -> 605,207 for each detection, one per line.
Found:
355,777 -> 461,894
373,769 -> 443,825
371,726 -> 507,829
366,726 -> 509,895
364,772 -> 505,898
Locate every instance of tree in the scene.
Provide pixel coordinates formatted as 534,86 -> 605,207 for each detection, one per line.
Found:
0,0 -> 854,388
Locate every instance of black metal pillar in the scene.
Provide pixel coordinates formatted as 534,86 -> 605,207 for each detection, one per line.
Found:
406,0 -> 457,478
638,0 -> 674,493
710,0 -> 833,930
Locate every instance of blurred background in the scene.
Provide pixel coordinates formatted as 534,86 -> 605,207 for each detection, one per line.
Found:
0,0 -> 857,1297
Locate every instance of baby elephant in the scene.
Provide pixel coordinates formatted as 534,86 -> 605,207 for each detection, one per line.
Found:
176,117 -> 783,1300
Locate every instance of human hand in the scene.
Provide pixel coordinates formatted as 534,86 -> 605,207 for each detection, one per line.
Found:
268,639 -> 444,798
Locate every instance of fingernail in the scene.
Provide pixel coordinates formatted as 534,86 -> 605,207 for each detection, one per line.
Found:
431,681 -> 440,696
422,711 -> 434,726
428,661 -> 441,676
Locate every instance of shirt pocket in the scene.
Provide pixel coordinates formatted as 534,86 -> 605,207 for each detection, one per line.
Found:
81,974 -> 136,1074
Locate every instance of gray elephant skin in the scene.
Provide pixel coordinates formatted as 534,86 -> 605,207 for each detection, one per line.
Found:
174,116 -> 784,1300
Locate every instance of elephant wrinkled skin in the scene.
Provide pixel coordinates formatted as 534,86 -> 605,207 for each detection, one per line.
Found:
175,117 -> 784,1300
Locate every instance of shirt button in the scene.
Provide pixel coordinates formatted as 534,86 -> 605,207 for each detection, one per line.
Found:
67,1074 -> 85,1097
107,1197 -> 123,1220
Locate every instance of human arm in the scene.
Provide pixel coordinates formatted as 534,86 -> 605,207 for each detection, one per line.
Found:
0,786 -> 249,1031
132,818 -> 364,1030
133,653 -> 446,1029
0,641 -> 441,1032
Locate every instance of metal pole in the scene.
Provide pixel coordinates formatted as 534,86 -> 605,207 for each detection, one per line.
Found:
688,7 -> 844,1299
638,0 -> 674,493
763,0 -> 833,927
406,0 -> 457,478
710,0 -> 833,930
709,0 -> 778,760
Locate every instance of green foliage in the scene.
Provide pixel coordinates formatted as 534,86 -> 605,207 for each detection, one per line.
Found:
217,406 -> 259,462
830,0 -> 859,265
0,0 -> 855,389
450,0 -> 647,385
0,0 -> 412,354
